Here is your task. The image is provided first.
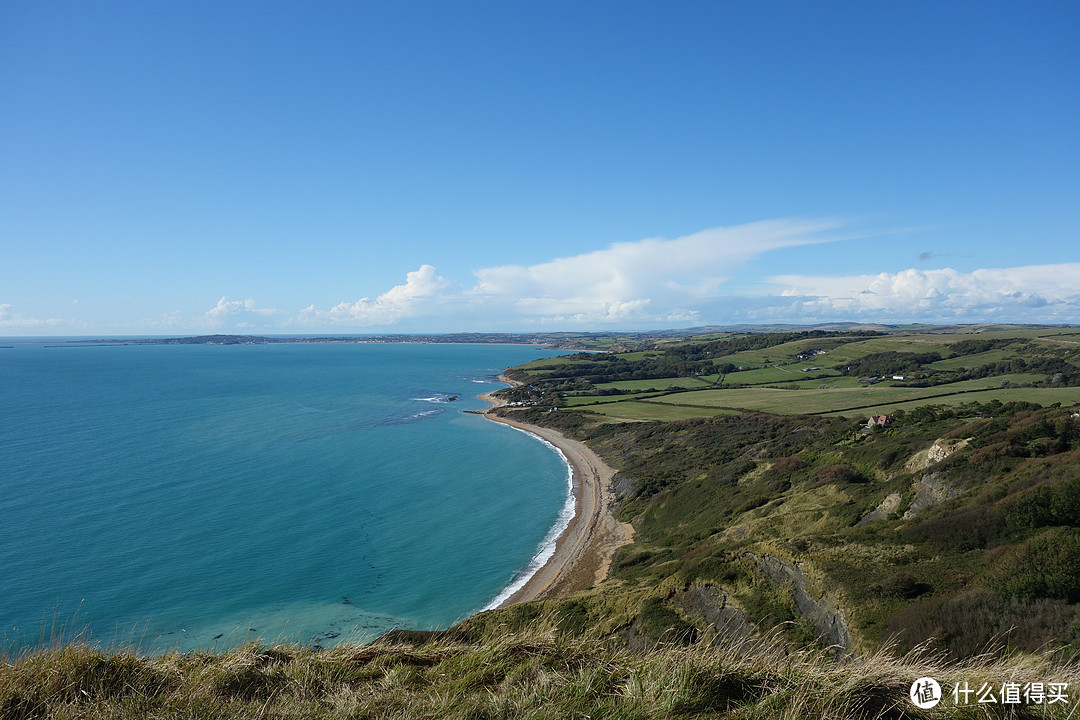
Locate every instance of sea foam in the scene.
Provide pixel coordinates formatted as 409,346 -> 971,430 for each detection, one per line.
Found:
481,426 -> 577,611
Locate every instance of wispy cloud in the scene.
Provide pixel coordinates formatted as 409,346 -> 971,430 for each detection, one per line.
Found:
33,221 -> 1075,335
0,303 -> 65,330
918,250 -> 969,262
284,219 -> 847,329
282,221 -> 1080,330
205,297 -> 282,328
464,219 -> 847,324
765,263 -> 1080,322
294,264 -> 449,327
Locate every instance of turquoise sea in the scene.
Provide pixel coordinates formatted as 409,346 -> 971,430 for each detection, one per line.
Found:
0,342 -> 571,652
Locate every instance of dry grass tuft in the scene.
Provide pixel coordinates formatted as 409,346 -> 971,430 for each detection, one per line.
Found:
2,629 -> 1078,719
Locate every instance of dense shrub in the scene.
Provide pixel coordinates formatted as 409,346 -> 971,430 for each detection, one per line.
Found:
841,351 -> 942,378
869,572 -> 930,600
719,457 -> 757,486
980,527 -> 1080,602
678,554 -> 749,586
555,601 -> 591,636
809,464 -> 862,487
884,588 -> 1080,658
900,506 -> 1006,551
741,583 -> 795,630
1000,475 -> 1080,532
636,597 -> 698,644
771,456 -> 808,476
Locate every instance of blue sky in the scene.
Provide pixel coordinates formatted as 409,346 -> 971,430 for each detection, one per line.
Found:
2,1 -> 1078,335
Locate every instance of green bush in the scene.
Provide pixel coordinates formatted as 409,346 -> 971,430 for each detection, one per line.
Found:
1001,476 -> 1080,531
636,597 -> 698,644
555,601 -> 591,636
884,588 -> 1080,658
677,554 -> 748,586
869,572 -> 930,600
771,456 -> 808,476
809,464 -> 862,487
900,505 -> 1006,551
741,583 -> 794,630
981,527 -> 1080,602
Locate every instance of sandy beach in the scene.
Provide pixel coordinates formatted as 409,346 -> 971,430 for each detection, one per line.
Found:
479,379 -> 634,606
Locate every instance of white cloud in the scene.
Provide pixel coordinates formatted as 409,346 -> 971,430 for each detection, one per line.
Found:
17,219 -> 1075,335
206,297 -> 279,319
523,298 -> 654,326
98,221 -> 1076,334
764,263 -> 1080,322
204,297 -> 282,329
466,219 -> 844,324
0,303 -> 64,329
277,221 -> 849,330
295,264 -> 449,327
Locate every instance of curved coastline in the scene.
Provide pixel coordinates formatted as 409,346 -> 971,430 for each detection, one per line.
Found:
478,377 -> 634,607
479,431 -> 576,610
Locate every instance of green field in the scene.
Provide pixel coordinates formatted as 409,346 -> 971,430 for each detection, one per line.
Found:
561,391 -> 676,406
713,334 -> 959,370
517,355 -> 586,369
575,400 -> 737,421
594,376 -> 715,391
758,375 -> 866,390
720,364 -> 839,385
604,374 -> 1051,417
508,327 -> 1080,422
926,349 -> 1014,370
976,326 -> 1080,340
609,351 -> 660,362
822,386 -> 1080,416
809,336 -> 957,365
652,387 -> 916,415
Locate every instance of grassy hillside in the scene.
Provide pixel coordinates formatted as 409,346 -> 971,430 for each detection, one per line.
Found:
477,328 -> 1080,676
491,401 -> 1080,660
4,628 -> 1078,719
6,325 -> 1080,719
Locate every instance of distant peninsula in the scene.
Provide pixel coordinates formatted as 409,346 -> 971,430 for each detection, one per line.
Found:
62,322 -> 1074,352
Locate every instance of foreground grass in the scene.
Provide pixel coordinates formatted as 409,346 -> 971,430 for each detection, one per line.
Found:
3,629 -> 1077,719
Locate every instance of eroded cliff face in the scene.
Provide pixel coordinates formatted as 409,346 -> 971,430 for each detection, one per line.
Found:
904,438 -> 971,473
747,554 -> 854,654
856,437 -> 971,524
859,492 -> 903,524
670,583 -> 756,645
896,437 -> 971,519
902,470 -> 964,519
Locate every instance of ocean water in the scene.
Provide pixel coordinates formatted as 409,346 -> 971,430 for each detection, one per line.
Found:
0,342 -> 571,652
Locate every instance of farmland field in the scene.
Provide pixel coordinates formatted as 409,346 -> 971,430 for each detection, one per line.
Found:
576,400 -> 737,421
593,376 -> 715,391
819,386 -> 1080,416
500,326 -> 1080,423
640,374 -> 1049,416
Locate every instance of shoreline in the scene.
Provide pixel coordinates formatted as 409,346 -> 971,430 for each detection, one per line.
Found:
478,377 -> 634,607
